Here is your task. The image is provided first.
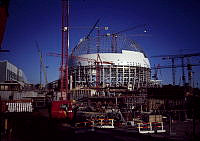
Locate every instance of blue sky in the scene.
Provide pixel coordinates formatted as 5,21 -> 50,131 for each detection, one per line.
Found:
0,0 -> 200,86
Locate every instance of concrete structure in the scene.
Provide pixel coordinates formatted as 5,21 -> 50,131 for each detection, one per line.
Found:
0,60 -> 27,83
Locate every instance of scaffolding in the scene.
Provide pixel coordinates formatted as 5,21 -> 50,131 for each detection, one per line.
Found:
71,65 -> 150,89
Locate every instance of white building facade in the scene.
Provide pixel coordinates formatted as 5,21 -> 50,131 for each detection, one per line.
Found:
0,60 -> 27,83
70,50 -> 150,89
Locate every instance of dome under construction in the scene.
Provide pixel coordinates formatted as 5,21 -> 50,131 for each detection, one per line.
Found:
69,34 -> 150,90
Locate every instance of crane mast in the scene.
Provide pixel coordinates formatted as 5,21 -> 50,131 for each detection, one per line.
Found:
101,24 -> 147,53
60,0 -> 69,100
151,52 -> 200,87
36,41 -> 48,87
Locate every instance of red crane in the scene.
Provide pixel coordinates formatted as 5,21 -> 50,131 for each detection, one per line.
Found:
94,54 -> 113,87
60,0 -> 69,100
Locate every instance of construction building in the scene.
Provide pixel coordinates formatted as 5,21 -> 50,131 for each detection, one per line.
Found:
66,33 -> 151,121
69,34 -> 151,90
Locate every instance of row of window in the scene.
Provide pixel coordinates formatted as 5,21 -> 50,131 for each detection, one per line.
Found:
0,84 -> 21,91
6,70 -> 23,82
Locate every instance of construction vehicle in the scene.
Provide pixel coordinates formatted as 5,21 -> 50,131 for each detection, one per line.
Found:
50,100 -> 74,120
46,0 -> 75,122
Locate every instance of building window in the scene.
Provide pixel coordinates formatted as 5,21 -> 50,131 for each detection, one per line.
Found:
4,85 -> 8,90
0,85 -> 4,90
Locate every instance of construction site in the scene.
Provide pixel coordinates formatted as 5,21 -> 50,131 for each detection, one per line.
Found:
1,0 -> 200,141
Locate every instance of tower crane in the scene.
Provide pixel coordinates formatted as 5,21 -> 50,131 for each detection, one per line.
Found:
72,18 -> 101,54
101,24 -> 148,53
35,41 -> 48,87
151,52 -> 200,86
152,64 -> 161,80
58,0 -> 70,100
86,18 -> 100,54
70,18 -> 109,55
86,18 -> 100,39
